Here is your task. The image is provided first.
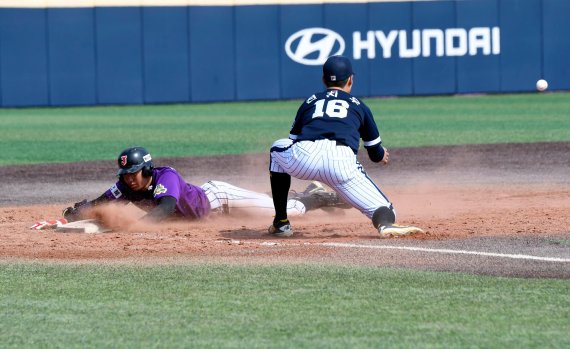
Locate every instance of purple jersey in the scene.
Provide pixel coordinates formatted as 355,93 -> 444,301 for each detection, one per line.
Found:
104,167 -> 211,220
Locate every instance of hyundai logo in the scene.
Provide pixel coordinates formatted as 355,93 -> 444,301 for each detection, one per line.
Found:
285,28 -> 345,65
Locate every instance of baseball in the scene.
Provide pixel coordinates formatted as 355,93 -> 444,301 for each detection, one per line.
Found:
536,79 -> 548,92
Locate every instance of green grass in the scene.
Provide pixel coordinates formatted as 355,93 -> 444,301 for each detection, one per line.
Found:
378,92 -> 570,146
1,263 -> 568,349
1,92 -> 569,165
2,93 -> 569,347
547,239 -> 570,246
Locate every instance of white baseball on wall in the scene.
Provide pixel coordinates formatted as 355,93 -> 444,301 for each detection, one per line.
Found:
536,79 -> 548,92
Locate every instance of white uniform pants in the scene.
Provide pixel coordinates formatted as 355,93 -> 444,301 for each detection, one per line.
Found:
201,180 -> 305,217
270,138 -> 393,219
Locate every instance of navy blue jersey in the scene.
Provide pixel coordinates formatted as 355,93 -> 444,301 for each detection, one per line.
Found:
290,89 -> 381,154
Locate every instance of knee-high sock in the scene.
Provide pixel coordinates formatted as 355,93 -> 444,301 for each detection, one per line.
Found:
270,171 -> 291,221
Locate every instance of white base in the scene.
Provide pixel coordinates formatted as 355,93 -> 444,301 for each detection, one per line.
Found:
56,219 -> 110,234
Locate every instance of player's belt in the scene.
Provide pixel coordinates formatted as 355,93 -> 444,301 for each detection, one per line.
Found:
294,139 -> 348,147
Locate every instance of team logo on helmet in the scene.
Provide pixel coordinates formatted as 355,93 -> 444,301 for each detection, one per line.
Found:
120,155 -> 128,167
285,28 -> 345,66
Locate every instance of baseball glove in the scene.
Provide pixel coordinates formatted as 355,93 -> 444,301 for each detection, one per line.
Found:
62,199 -> 89,222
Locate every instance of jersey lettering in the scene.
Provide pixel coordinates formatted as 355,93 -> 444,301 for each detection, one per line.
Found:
326,90 -> 338,98
349,97 -> 361,105
311,99 -> 349,119
306,95 -> 317,104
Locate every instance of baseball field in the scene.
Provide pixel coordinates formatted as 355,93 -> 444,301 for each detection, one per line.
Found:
1,92 -> 569,348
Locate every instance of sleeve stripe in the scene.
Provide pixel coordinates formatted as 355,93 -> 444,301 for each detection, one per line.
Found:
363,137 -> 381,147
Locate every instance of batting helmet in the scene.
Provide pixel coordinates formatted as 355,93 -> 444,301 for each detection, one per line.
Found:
117,147 -> 154,177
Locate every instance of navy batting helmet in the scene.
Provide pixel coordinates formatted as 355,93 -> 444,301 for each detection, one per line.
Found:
117,147 -> 154,177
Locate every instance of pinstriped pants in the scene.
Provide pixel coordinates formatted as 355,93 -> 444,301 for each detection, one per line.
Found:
200,180 -> 306,217
270,138 -> 393,219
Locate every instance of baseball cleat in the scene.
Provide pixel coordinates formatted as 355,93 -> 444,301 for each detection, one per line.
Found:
379,224 -> 424,238
268,219 -> 293,237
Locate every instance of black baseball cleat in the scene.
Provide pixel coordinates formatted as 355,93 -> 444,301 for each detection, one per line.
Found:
268,219 -> 293,237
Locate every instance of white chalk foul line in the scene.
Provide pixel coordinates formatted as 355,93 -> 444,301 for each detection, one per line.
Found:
320,242 -> 570,263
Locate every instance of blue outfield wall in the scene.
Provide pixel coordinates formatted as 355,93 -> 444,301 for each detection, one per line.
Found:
0,0 -> 568,107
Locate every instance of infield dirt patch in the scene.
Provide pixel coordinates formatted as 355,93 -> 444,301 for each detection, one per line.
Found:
1,142 -> 569,275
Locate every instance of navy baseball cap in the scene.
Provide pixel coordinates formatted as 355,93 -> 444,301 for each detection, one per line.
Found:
323,55 -> 354,82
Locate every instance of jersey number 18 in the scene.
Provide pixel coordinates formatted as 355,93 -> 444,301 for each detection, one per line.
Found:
312,99 -> 349,119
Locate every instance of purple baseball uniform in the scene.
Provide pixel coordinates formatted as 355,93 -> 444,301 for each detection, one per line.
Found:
104,167 -> 211,220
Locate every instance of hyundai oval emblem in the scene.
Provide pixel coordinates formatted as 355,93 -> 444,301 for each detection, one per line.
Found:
285,28 -> 345,65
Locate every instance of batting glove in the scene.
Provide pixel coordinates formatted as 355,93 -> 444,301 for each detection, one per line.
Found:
62,199 -> 89,222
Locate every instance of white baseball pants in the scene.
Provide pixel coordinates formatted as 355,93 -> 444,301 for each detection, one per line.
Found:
201,180 -> 305,217
270,138 -> 393,219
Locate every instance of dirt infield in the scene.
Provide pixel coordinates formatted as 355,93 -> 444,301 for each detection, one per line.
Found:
1,142 -> 569,278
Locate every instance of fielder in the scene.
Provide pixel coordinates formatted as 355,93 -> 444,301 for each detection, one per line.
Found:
62,146 -> 346,224
268,55 -> 424,238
